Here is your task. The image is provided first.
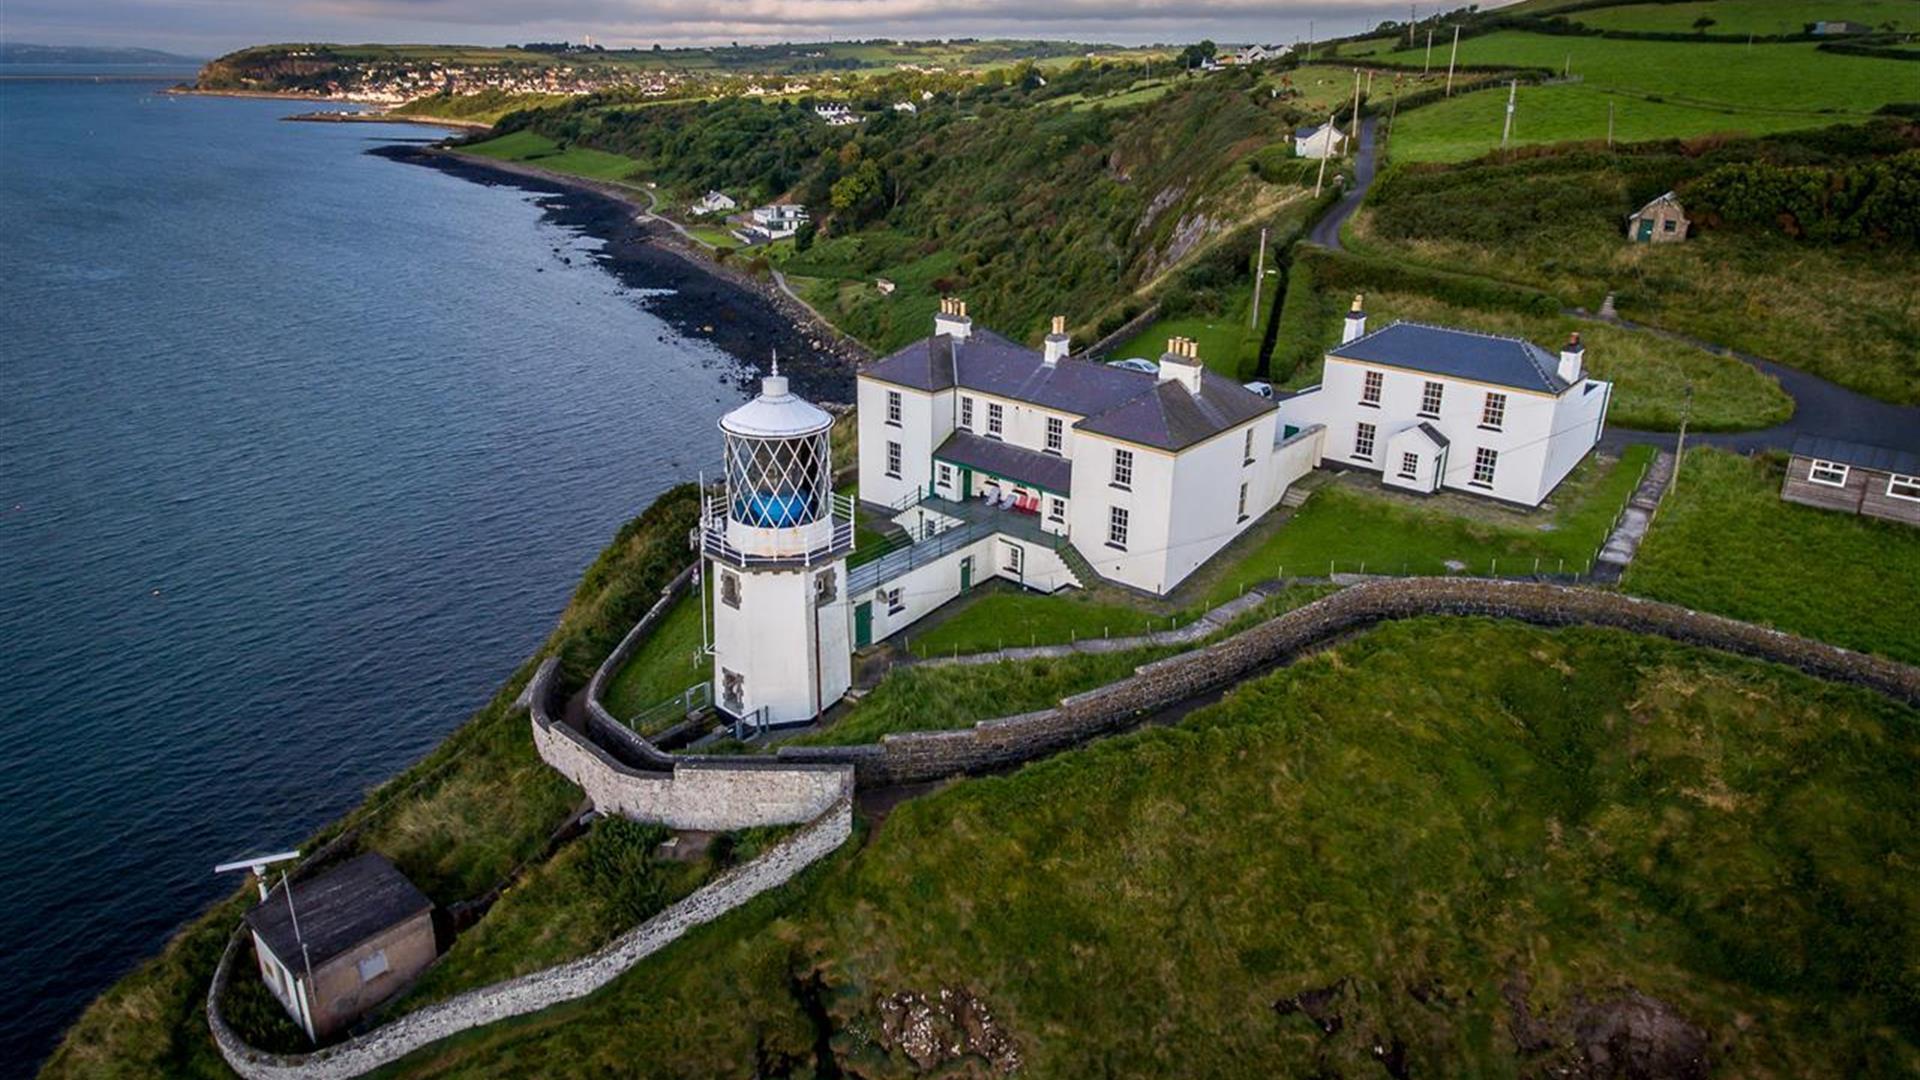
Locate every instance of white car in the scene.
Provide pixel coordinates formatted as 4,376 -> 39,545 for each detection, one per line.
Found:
1242,380 -> 1273,398
1109,357 -> 1159,374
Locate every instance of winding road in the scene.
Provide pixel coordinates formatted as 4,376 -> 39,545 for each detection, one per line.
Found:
1294,113 -> 1920,455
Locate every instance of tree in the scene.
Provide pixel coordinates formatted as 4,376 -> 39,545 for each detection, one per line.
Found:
1178,40 -> 1217,69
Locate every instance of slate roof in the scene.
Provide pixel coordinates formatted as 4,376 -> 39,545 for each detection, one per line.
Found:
1400,421 -> 1450,449
935,431 -> 1073,494
864,329 -> 1274,451
1791,435 -> 1920,475
1329,321 -> 1571,395
245,853 -> 432,973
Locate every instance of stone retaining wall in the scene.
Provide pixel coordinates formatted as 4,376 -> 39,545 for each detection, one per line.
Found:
778,578 -> 1920,786
208,787 -> 854,1080
1076,303 -> 1161,362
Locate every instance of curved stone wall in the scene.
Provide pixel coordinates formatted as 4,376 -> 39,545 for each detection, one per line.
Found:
777,578 -> 1920,787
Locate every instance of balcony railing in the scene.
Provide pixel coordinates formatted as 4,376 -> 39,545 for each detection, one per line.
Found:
699,491 -> 855,568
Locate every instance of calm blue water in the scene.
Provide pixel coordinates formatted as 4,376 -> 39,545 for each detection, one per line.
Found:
0,78 -> 750,1068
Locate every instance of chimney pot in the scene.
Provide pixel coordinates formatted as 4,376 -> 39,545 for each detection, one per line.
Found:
1557,332 -> 1586,385
1341,297 -> 1368,344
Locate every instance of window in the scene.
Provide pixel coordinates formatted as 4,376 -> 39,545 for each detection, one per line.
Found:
1888,474 -> 1920,501
886,587 -> 905,615
986,402 -> 1004,439
885,440 -> 902,479
1237,482 -> 1249,522
1472,447 -> 1499,487
885,390 -> 902,426
959,395 -> 974,430
1045,416 -> 1064,454
814,568 -> 837,607
719,570 -> 741,609
936,463 -> 953,492
1047,496 -> 1066,523
1111,448 -> 1134,490
721,668 -> 744,713
1003,541 -> 1024,576
357,950 -> 389,984
1808,459 -> 1849,487
1243,429 -> 1255,465
1360,369 -> 1383,406
1353,421 -> 1375,462
1399,451 -> 1420,480
1662,219 -> 1677,232
1481,392 -> 1507,431
1419,381 -> 1444,418
1107,506 -> 1130,549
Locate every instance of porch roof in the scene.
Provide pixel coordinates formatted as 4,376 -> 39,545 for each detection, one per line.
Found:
934,431 -> 1073,495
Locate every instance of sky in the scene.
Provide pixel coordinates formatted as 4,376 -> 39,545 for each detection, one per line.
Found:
2,0 -> 1470,58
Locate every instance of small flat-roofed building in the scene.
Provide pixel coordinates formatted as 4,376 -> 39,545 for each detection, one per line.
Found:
1627,191 -> 1689,243
1781,435 -> 1920,527
243,852 -> 436,1042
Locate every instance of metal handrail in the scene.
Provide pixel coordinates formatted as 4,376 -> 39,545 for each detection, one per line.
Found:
700,492 -> 856,568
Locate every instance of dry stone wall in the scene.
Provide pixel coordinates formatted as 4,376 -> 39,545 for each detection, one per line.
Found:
208,789 -> 853,1080
778,578 -> 1920,786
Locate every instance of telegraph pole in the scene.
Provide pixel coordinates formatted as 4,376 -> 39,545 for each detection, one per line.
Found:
1425,27 -> 1434,74
1350,67 -> 1363,152
1445,24 -> 1460,95
1607,99 -> 1615,147
1501,79 -> 1517,148
1307,19 -> 1315,62
1670,384 -> 1694,494
1313,110 -> 1336,196
1249,227 -> 1268,329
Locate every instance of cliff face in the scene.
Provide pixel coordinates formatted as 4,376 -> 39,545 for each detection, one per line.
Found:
195,48 -> 348,92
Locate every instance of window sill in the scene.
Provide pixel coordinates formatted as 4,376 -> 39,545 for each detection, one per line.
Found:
1351,455 -> 1372,463
1243,458 -> 1255,467
1237,515 -> 1249,524
1417,412 -> 1440,420
1469,481 -> 1493,490
1111,483 -> 1131,492
1105,542 -> 1128,552
1358,400 -> 1380,409
1478,424 -> 1503,432
1043,448 -> 1062,457
884,420 -> 902,428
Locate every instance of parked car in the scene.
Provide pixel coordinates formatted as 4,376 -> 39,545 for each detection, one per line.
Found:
1242,380 -> 1273,398
1109,357 -> 1159,374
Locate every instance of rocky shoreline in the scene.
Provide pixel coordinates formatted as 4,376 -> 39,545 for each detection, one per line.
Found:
370,142 -> 865,404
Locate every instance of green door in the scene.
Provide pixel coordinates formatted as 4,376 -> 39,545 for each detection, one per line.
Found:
1636,218 -> 1654,242
960,556 -> 974,592
959,466 -> 973,499
854,601 -> 873,648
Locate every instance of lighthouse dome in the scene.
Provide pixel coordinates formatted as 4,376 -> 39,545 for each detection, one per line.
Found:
720,373 -> 833,439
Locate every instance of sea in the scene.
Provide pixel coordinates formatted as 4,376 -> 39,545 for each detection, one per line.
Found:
0,72 -> 757,1070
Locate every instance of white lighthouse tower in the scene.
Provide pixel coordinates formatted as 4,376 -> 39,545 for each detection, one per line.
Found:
700,364 -> 854,730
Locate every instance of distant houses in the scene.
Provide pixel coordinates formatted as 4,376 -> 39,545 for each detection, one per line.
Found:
690,190 -> 736,216
1294,121 -> 1346,159
735,203 -> 809,242
1626,192 -> 1689,243
1780,436 -> 1920,527
1812,20 -> 1873,35
815,102 -> 861,126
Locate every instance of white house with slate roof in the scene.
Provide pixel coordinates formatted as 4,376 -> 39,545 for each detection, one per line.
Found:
1294,121 -> 1346,158
1273,296 -> 1613,507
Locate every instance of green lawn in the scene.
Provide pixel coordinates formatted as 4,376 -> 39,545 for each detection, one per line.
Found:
601,588 -> 712,727
1358,290 -> 1792,431
379,617 -> 1920,1078
903,587 -> 1181,658
1217,443 -> 1658,584
460,129 -> 643,184
1573,0 -> 1919,34
1383,33 -> 1916,161
1625,447 -> 1920,664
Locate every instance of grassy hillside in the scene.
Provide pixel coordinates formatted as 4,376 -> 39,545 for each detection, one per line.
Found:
1349,129 -> 1920,404
1570,0 -> 1919,34
374,618 -> 1919,1077
460,129 -> 642,183
1626,448 -> 1920,664
1382,32 -> 1917,160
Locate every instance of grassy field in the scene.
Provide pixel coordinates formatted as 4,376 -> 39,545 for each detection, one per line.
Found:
1572,0 -> 1919,34
600,587 -> 711,727
1383,33 -> 1916,160
1625,448 -> 1920,664
42,487 -> 705,1079
902,586 -> 1184,657
1218,443 -> 1657,583
1356,290 -> 1792,430
373,618 -> 1920,1077
1109,270 -> 1276,380
461,130 -> 643,184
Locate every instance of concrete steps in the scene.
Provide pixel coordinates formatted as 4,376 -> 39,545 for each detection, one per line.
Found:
1593,450 -> 1675,583
1280,486 -> 1313,509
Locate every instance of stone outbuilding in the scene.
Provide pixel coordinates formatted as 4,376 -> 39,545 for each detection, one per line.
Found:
1780,435 -> 1920,527
244,852 -> 437,1042
1626,191 -> 1689,243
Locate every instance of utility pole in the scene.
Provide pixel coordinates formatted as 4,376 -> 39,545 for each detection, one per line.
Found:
1350,67 -> 1363,150
1445,24 -> 1460,96
1501,79 -> 1517,148
1607,99 -> 1615,147
1249,228 -> 1269,329
1307,19 -> 1314,62
1424,27 -> 1434,74
1313,110 -> 1336,196
1409,4 -> 1417,48
1388,72 -> 1402,136
1671,383 -> 1694,494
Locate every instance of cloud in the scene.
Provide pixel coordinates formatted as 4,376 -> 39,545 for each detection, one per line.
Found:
6,0 -> 1433,54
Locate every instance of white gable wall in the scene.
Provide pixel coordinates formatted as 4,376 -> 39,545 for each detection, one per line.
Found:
857,376 -> 949,508
1069,432 -> 1178,593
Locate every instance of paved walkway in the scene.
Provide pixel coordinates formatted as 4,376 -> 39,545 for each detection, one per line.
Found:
1592,450 -> 1673,584
1306,116 -> 1377,250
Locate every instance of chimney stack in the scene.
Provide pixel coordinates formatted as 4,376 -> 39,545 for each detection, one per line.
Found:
1043,315 -> 1070,365
934,296 -> 973,341
1558,331 -> 1585,385
1157,336 -> 1205,395
1342,294 -> 1368,344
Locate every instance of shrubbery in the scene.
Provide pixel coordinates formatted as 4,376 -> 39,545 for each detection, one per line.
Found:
1684,150 -> 1920,244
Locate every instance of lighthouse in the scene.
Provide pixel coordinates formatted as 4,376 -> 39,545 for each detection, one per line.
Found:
700,365 -> 854,730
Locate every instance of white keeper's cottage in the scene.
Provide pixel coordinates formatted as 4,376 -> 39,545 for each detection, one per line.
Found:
1294,121 -> 1346,158
1272,296 -> 1613,506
